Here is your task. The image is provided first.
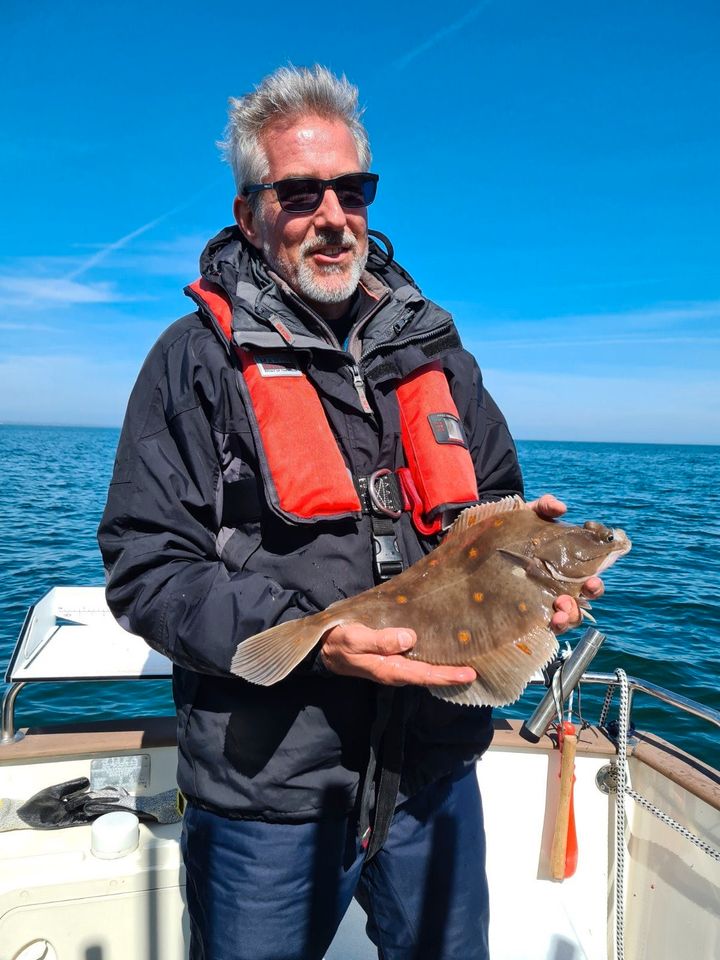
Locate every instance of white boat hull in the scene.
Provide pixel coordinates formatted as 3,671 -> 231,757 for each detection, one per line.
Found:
1,718 -> 718,959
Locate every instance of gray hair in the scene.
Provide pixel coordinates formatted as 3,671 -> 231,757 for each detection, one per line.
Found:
219,65 -> 372,200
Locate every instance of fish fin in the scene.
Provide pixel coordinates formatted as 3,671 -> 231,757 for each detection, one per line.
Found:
580,607 -> 597,624
446,495 -> 526,537
496,548 -> 535,571
497,549 -> 565,591
231,613 -> 345,685
428,625 -> 558,708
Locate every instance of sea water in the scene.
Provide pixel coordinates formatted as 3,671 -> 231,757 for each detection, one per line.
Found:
1,425 -> 718,769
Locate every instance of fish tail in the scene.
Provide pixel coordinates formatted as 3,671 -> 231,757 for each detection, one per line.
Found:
230,610 -> 343,685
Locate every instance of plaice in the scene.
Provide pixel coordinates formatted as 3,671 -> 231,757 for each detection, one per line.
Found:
230,496 -> 631,707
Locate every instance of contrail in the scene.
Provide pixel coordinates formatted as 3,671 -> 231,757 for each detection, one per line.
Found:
394,1 -> 495,71
64,179 -> 222,282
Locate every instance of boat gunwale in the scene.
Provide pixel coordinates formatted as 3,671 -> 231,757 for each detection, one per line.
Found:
2,715 -> 718,813
630,729 -> 720,812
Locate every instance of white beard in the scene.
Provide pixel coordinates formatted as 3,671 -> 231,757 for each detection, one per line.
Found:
264,230 -> 368,306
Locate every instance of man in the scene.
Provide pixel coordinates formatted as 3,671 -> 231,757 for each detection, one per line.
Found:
98,65 -> 602,960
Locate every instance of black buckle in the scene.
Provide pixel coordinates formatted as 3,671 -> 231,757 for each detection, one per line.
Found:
373,533 -> 403,579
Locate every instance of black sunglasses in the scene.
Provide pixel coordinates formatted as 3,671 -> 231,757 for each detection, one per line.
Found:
242,172 -> 379,213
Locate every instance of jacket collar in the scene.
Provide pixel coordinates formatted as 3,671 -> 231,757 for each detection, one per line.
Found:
189,226 -> 452,367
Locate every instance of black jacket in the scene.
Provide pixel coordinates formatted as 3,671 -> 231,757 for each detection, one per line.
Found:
98,227 -> 524,821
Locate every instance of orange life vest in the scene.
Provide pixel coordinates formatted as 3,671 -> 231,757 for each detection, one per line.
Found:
188,277 -> 479,533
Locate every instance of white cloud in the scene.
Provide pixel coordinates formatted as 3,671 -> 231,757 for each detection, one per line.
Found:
65,182 -> 222,282
0,233 -> 207,311
0,276 -> 145,307
0,320 -> 57,332
91,233 -> 207,280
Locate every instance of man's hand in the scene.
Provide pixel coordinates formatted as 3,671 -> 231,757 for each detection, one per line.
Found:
319,623 -> 477,687
529,493 -> 605,633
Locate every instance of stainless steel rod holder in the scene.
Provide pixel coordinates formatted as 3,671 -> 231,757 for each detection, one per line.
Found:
520,628 -> 606,742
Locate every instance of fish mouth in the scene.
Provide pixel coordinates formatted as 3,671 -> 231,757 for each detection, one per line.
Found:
597,536 -> 632,573
543,530 -> 632,583
542,562 -> 591,584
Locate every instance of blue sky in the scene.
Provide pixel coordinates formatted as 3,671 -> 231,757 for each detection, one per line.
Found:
2,0 -> 718,443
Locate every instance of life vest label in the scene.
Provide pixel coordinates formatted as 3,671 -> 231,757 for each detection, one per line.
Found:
255,354 -> 303,378
427,412 -> 467,446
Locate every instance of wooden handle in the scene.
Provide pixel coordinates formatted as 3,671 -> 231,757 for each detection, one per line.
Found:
550,733 -> 578,881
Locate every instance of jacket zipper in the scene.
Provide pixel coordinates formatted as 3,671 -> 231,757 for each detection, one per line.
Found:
350,363 -> 374,415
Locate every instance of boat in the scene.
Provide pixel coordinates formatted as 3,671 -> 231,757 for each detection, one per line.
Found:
1,586 -> 719,959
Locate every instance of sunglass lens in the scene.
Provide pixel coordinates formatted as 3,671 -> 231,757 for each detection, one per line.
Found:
335,175 -> 377,208
276,179 -> 322,212
274,174 -> 377,212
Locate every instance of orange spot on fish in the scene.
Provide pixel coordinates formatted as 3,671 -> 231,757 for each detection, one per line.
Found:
396,595 -> 408,604
515,640 -> 532,655
517,601 -> 528,613
458,630 -> 471,644
468,547 -> 479,558
473,592 -> 485,603
494,518 -> 504,527
428,558 -> 439,566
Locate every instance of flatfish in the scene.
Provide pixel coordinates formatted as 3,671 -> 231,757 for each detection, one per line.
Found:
230,496 -> 631,706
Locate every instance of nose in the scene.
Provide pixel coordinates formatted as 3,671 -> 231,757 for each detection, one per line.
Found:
313,184 -> 348,230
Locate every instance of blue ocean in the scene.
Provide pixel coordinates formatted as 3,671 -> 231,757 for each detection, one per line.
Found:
1,424 -> 718,770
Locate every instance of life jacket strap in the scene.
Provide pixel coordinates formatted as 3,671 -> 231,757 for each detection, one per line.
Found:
356,471 -> 405,579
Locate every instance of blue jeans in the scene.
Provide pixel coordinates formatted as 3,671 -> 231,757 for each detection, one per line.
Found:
181,765 -> 489,960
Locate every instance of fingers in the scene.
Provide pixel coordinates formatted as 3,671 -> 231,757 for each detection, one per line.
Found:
320,623 -> 476,687
322,623 -> 416,657
581,576 -> 604,599
370,656 -> 477,688
551,596 -> 579,634
529,493 -> 567,519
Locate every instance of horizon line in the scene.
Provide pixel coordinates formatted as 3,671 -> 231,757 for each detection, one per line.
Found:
1,421 -> 718,448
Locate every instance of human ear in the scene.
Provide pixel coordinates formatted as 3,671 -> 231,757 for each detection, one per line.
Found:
234,195 -> 263,250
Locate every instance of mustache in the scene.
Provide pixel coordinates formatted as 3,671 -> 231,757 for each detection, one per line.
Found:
301,231 -> 358,255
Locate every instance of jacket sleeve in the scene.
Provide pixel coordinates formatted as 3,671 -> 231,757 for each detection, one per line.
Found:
97,329 -> 318,678
449,351 -> 524,502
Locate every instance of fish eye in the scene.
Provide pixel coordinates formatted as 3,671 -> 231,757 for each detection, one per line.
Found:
583,520 -> 614,543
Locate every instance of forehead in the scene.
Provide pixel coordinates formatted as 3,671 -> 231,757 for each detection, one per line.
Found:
260,114 -> 361,180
